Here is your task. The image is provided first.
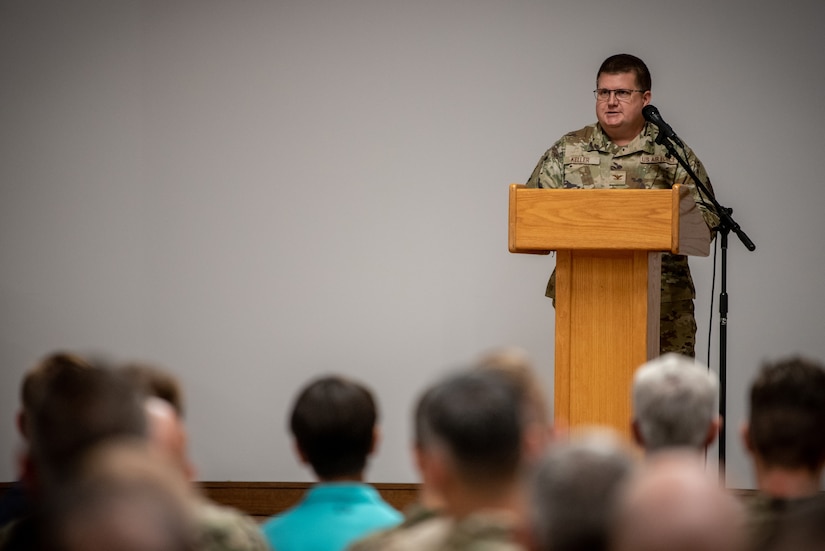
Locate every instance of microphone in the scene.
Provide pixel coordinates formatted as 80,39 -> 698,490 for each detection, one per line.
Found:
642,105 -> 684,148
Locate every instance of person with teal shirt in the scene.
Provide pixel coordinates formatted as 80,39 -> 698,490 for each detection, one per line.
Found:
261,375 -> 402,551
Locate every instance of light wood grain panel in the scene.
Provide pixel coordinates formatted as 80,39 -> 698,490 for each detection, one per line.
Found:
554,250 -> 657,439
510,183 -> 708,440
509,185 -> 673,253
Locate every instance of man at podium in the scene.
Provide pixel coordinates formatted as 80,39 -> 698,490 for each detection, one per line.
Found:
526,53 -> 719,357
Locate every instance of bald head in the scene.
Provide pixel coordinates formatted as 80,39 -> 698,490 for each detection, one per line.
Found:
613,452 -> 744,551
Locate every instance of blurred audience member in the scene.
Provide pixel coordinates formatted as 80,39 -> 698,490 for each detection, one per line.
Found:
28,361 -> 148,492
347,380 -> 446,551
770,493 -> 825,551
1,353 -> 269,551
632,353 -> 720,455
1,358 -> 148,550
122,363 -> 196,480
42,438 -> 198,551
612,451 -> 745,551
0,352 -> 92,530
528,428 -> 636,551
477,346 -> 554,463
351,352 -> 548,551
391,368 -> 528,549
122,362 -> 186,417
741,356 -> 825,551
262,375 -> 402,551
124,361 -> 269,551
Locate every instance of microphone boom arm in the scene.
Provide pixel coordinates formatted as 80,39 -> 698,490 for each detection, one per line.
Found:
656,132 -> 755,252
652,117 -> 756,485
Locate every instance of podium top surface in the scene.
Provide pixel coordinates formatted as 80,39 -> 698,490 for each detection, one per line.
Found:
508,184 -> 710,256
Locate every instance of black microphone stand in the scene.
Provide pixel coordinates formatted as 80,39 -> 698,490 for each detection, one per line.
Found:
654,132 -> 756,484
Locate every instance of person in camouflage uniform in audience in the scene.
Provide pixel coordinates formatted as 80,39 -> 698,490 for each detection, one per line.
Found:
349,368 -> 529,551
348,348 -> 551,551
526,53 -> 719,357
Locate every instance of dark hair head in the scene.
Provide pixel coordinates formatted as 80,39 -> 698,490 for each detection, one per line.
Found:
20,352 -> 94,435
530,430 -> 636,551
597,54 -> 651,91
415,368 -> 523,485
748,356 -> 825,471
289,375 -> 377,480
476,346 -> 551,427
29,363 -> 149,488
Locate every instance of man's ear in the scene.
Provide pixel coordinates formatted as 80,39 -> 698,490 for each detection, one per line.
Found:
369,426 -> 381,456
522,422 -> 551,464
631,419 -> 645,448
551,417 -> 569,444
704,416 -> 723,448
293,439 -> 310,465
16,410 -> 27,440
416,446 -> 449,495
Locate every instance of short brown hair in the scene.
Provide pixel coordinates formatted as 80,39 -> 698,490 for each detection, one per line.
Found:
748,356 -> 825,471
597,54 -> 651,91
19,352 -> 93,438
30,365 -> 148,487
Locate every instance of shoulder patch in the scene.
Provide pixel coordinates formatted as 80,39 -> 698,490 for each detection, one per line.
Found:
564,155 -> 600,165
641,155 -> 677,165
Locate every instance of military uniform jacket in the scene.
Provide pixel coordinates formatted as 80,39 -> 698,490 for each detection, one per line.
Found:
526,122 -> 719,303
344,510 -> 525,551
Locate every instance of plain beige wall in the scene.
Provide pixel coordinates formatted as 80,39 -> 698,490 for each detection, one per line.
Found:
2,0 -> 824,489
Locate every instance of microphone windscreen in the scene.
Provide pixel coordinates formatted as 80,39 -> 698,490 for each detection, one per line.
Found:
642,105 -> 659,122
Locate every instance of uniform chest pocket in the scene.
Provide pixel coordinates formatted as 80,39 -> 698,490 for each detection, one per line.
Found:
640,157 -> 678,189
563,163 -> 596,189
563,155 -> 600,189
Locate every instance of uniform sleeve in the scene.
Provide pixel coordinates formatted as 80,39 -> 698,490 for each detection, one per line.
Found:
525,141 -> 563,302
526,141 -> 565,189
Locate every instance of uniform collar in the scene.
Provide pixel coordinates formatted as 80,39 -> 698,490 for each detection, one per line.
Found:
589,122 -> 658,155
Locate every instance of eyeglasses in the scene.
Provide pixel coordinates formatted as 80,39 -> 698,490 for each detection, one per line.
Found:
593,88 -> 646,102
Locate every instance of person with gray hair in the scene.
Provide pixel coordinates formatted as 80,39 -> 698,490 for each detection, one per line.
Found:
631,353 -> 721,455
527,429 -> 637,551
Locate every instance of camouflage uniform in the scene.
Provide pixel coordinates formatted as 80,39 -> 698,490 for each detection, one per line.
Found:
743,494 -> 820,551
196,501 -> 271,551
347,510 -> 525,551
526,122 -> 719,357
439,512 -> 525,551
347,503 -> 443,551
0,499 -> 271,551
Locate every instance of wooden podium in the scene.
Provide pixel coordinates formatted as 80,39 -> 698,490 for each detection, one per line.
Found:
508,184 -> 710,437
